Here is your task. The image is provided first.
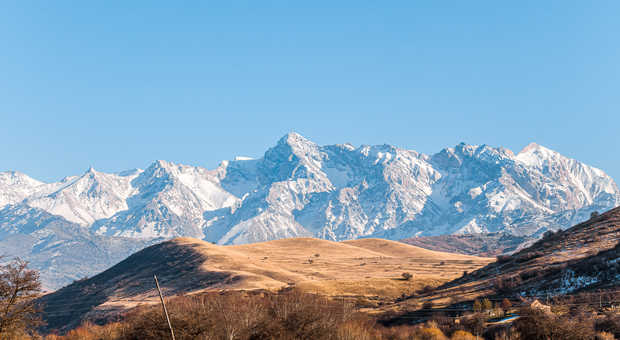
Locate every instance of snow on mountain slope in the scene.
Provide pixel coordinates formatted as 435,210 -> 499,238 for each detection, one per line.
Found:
0,171 -> 45,207
24,168 -> 138,226
289,143 -> 442,241
0,204 -> 156,289
378,142 -> 620,239
3,133 -> 619,244
206,134 -> 619,244
205,134 -> 443,244
90,160 -> 239,239
1,132 -> 619,288
205,134 -> 333,244
516,142 -> 618,208
0,205 -> 155,290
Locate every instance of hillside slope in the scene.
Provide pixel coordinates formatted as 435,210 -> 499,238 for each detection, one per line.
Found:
437,206 -> 620,300
400,232 -> 533,256
38,237 -> 492,332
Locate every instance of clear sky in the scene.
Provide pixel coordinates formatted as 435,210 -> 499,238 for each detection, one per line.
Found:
1,1 -> 619,183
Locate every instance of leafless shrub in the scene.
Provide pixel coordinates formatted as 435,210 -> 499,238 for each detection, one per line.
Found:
417,285 -> 436,295
596,332 -> 615,340
0,258 -> 42,338
496,254 -> 512,263
515,251 -> 544,263
515,306 -> 596,340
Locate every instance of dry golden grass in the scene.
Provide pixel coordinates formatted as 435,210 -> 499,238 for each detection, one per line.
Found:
168,237 -> 492,298
95,237 -> 491,310
342,238 -> 486,260
41,237 -> 493,330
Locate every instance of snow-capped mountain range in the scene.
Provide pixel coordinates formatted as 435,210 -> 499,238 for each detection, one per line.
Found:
1,132 -> 619,288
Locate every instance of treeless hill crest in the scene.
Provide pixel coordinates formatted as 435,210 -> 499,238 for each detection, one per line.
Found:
38,237 -> 492,333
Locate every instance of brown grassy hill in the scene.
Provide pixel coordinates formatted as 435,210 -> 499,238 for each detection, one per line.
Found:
389,207 -> 620,317
449,207 -> 620,295
343,238 -> 489,259
37,237 -> 492,332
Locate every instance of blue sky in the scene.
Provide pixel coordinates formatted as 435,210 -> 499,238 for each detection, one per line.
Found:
1,1 -> 619,182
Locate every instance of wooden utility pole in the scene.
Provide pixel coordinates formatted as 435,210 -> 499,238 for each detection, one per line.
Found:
154,275 -> 176,340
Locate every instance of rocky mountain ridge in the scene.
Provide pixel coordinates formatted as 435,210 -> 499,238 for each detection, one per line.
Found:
1,132 -> 618,288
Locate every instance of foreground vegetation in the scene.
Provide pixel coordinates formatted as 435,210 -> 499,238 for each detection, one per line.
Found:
1,257 -> 619,339
0,258 -> 42,339
38,290 -> 619,340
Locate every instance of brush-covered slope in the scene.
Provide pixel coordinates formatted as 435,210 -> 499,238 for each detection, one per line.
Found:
443,206 -> 620,297
38,237 -> 492,332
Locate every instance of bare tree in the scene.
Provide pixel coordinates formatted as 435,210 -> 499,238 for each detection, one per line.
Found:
501,298 -> 513,312
0,258 -> 42,338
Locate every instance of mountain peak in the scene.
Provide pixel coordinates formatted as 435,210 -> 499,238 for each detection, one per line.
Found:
76,167 -> 101,183
0,170 -> 38,181
149,159 -> 176,170
519,142 -> 542,154
0,171 -> 44,189
454,142 -> 477,154
516,143 -> 563,167
277,132 -> 313,147
139,160 -> 177,182
518,142 -> 563,156
271,132 -> 320,162
433,142 -> 479,160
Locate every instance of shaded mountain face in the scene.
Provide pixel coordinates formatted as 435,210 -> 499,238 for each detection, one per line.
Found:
0,205 -> 155,290
1,133 -> 618,289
